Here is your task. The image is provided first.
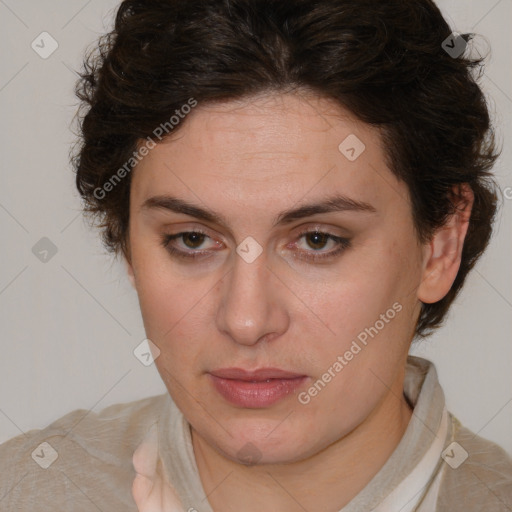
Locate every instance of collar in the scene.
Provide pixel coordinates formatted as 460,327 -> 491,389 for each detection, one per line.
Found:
341,356 -> 448,511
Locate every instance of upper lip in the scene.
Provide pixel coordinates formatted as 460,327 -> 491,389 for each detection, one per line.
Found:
209,368 -> 306,381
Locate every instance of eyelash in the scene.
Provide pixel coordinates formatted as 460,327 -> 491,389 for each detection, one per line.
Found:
160,229 -> 351,263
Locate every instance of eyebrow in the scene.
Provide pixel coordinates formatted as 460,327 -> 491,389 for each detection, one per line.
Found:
141,193 -> 377,227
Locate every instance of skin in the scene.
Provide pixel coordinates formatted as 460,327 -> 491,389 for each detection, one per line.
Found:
126,92 -> 473,512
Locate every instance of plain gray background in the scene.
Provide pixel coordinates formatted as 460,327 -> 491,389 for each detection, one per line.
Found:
1,0 -> 511,456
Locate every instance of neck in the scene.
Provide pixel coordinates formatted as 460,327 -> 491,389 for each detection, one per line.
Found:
191,367 -> 413,512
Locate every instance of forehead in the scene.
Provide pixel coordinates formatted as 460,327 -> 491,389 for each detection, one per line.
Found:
130,92 -> 410,226
159,92 -> 379,167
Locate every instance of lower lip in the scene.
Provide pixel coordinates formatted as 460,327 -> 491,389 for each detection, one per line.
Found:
209,375 -> 308,408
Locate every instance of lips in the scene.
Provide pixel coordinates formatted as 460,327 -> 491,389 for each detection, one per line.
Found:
208,367 -> 308,408
209,367 -> 306,381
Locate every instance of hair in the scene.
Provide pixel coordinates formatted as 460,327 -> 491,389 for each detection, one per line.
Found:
72,0 -> 500,339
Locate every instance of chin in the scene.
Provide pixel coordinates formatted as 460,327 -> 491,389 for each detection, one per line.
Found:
205,416 -> 318,466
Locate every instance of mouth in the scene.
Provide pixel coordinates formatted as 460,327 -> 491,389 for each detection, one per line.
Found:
208,367 -> 308,408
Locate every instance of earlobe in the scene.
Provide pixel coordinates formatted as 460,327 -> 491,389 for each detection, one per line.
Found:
417,184 -> 474,304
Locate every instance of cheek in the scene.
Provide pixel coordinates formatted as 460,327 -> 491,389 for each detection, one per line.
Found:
137,275 -> 205,349
132,259 -> 211,372
304,253 -> 404,340
300,243 -> 418,383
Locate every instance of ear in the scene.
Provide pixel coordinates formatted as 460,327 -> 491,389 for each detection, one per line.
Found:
417,184 -> 474,304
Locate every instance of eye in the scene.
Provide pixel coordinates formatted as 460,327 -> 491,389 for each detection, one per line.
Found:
161,230 -> 220,260
293,230 -> 351,262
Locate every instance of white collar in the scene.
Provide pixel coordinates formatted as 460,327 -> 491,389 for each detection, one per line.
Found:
371,406 -> 449,512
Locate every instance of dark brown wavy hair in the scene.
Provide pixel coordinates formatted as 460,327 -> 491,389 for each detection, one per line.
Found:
72,0 -> 499,338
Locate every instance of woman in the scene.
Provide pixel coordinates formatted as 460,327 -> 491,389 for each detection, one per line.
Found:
1,0 -> 511,510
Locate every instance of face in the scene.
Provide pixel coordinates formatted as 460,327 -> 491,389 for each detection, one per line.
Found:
127,92 -> 426,465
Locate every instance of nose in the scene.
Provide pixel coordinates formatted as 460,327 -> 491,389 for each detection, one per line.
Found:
215,250 -> 290,347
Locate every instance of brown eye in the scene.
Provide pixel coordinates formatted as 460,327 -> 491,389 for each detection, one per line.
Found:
293,230 -> 351,263
160,230 -> 220,261
181,232 -> 206,249
305,232 -> 330,250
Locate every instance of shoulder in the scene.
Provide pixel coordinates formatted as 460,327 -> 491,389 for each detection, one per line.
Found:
0,393 -> 169,511
436,415 -> 512,511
